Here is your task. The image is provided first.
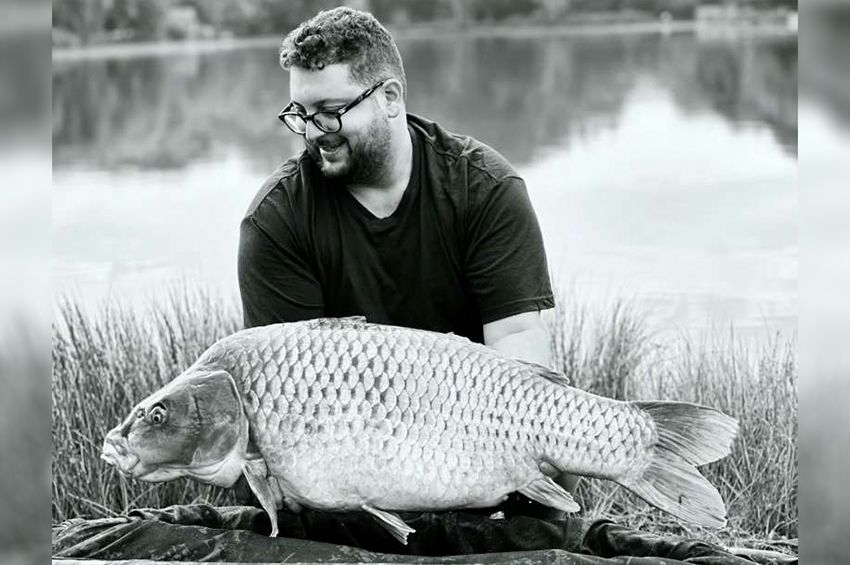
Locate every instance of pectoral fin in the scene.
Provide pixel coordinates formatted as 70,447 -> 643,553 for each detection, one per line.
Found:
242,460 -> 283,537
361,504 -> 416,545
518,476 -> 581,513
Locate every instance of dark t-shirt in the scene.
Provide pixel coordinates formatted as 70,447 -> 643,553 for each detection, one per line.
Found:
238,113 -> 554,344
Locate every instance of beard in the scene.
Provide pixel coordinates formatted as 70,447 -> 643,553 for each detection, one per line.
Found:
306,116 -> 393,186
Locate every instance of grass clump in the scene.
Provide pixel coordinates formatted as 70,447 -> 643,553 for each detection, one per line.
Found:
547,295 -> 797,546
52,288 -> 242,523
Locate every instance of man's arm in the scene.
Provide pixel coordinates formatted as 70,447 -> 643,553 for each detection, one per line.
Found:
238,215 -> 324,328
482,310 -> 551,366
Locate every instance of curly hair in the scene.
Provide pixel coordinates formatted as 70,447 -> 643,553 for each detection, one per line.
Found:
280,7 -> 407,99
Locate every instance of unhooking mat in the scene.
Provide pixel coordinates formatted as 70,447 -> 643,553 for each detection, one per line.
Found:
52,505 -> 796,564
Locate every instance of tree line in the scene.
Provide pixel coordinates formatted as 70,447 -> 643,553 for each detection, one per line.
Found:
53,0 -> 798,46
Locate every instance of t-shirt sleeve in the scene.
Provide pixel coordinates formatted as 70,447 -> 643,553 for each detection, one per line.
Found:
465,176 -> 555,324
237,212 -> 324,328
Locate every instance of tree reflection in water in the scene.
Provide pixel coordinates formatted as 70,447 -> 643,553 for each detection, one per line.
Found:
53,31 -> 797,174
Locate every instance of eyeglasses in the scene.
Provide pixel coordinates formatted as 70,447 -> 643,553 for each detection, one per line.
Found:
278,79 -> 388,135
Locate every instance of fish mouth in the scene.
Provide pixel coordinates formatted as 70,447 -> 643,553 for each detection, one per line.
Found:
101,436 -> 141,477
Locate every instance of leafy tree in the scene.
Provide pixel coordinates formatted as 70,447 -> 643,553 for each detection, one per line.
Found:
53,0 -> 108,44
133,0 -> 173,40
470,0 -> 539,22
52,0 -> 799,45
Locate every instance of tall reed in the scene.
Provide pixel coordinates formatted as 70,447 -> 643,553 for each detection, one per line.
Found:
52,288 -> 241,522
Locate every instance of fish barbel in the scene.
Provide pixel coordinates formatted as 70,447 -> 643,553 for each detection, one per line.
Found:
101,317 -> 738,544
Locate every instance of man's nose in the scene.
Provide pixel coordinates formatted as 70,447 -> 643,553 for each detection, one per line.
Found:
304,119 -> 324,144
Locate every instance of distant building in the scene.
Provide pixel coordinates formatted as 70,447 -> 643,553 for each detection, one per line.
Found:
539,0 -> 571,20
162,4 -> 215,40
696,2 -> 797,28
786,10 -> 797,31
695,3 -> 736,23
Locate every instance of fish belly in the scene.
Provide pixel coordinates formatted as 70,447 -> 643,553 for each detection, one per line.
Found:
254,423 -> 542,511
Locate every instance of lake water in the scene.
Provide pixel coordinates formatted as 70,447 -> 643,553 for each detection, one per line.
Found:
52,29 -> 797,339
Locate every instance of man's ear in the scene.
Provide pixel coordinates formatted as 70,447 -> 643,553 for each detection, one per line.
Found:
382,79 -> 405,118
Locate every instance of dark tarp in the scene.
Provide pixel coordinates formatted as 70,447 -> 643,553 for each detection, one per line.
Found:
52,505 -> 795,564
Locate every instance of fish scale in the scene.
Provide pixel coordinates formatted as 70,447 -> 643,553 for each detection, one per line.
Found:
103,317 -> 738,543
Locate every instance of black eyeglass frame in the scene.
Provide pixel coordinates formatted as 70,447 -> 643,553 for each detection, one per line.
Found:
278,79 -> 388,135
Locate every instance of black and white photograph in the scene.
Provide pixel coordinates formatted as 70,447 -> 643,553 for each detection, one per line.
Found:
2,0 -> 836,562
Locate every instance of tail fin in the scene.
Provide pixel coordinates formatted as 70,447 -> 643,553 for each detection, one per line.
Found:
619,401 -> 738,528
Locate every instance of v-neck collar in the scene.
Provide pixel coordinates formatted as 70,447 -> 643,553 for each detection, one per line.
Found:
339,125 -> 420,226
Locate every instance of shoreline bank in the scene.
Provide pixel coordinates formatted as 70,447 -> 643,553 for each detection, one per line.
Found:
52,19 -> 796,63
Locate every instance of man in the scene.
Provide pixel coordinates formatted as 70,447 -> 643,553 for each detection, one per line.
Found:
238,6 -> 576,527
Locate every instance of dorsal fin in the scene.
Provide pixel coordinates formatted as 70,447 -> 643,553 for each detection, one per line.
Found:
338,315 -> 368,323
515,360 -> 571,386
442,331 -> 474,344
303,316 -> 370,330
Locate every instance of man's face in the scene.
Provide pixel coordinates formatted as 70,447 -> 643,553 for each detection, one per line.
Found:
289,64 -> 392,185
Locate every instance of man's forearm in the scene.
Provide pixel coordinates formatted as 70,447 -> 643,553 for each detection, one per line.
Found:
487,326 -> 552,367
483,310 -> 552,366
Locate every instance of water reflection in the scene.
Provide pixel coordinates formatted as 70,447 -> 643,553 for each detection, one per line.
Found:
53,31 -> 797,172
53,49 -> 294,171
407,33 -> 797,160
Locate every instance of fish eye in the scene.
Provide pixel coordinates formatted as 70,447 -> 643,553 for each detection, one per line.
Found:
148,404 -> 167,425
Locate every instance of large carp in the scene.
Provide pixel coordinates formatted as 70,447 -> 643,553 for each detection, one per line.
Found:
101,317 -> 737,544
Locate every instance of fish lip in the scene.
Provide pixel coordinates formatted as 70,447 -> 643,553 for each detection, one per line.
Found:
101,438 -> 141,477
